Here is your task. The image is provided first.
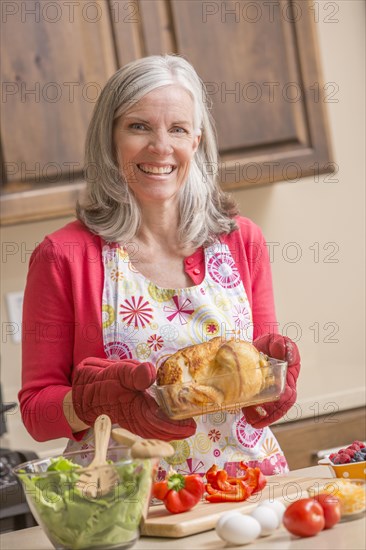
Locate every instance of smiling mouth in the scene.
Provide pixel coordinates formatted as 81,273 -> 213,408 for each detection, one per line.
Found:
137,164 -> 176,175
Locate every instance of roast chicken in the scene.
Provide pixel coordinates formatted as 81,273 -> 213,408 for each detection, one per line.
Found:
156,337 -> 273,414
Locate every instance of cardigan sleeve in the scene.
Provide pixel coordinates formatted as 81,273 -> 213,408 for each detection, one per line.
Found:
19,238 -> 83,442
229,217 -> 279,340
249,229 -> 279,340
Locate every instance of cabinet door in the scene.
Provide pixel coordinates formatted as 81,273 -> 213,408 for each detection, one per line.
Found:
1,0 -> 117,221
1,0 -> 334,224
135,0 -> 335,189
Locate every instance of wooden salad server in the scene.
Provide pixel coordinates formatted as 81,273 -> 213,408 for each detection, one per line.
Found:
111,427 -> 175,459
76,414 -> 118,498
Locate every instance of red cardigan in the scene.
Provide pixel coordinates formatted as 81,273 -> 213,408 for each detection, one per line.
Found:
19,217 -> 277,442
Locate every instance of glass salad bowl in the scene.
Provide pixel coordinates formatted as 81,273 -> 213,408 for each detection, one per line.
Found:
13,446 -> 157,550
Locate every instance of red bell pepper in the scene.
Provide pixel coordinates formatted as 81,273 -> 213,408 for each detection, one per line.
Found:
204,463 -> 267,503
206,478 -> 253,502
205,465 -> 237,493
152,471 -> 204,514
206,464 -> 219,486
229,461 -> 267,494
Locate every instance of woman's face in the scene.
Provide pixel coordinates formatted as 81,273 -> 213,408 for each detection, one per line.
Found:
113,85 -> 201,206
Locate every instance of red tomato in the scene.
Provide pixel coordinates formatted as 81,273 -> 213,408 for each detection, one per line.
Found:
312,493 -> 341,529
283,498 -> 325,537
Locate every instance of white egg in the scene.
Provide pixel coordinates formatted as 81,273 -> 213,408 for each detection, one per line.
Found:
216,511 -> 243,539
251,506 -> 279,535
217,514 -> 261,545
258,499 -> 286,523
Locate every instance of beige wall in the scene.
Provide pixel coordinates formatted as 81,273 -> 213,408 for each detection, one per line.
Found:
1,1 -> 365,455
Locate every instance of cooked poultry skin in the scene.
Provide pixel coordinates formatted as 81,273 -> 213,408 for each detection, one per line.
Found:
156,338 -> 270,413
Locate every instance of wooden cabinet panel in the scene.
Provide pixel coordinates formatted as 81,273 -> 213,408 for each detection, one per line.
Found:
167,0 -> 333,189
1,0 -> 334,224
1,0 -> 117,186
272,407 -> 366,470
137,0 -> 176,56
112,0 -> 145,65
171,0 -> 300,149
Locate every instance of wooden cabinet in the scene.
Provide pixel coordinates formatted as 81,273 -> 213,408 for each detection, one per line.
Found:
1,5 -> 116,186
272,407 -> 366,470
1,0 -> 334,224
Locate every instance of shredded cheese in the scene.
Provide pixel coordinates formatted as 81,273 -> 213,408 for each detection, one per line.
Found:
309,480 -> 366,515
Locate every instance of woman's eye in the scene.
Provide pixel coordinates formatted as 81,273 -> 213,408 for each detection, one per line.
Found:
171,127 -> 187,134
130,123 -> 147,130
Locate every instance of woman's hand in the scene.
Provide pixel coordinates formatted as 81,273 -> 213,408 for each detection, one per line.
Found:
242,333 -> 300,428
71,357 -> 196,440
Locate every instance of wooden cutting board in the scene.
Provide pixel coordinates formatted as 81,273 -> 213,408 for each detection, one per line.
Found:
141,475 -> 330,538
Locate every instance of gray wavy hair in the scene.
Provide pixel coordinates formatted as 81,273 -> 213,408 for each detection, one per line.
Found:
77,54 -> 238,247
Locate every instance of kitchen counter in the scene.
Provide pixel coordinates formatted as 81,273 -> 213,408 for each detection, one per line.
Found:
1,467 -> 365,550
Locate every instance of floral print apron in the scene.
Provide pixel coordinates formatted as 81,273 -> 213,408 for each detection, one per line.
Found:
66,241 -> 288,477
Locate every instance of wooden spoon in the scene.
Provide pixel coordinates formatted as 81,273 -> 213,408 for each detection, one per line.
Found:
76,414 -> 118,498
111,427 -> 175,459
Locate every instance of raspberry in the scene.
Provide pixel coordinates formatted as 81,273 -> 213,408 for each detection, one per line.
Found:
338,453 -> 351,464
350,444 -> 361,451
332,455 -> 341,464
353,440 -> 366,448
343,449 -> 356,458
329,453 -> 337,460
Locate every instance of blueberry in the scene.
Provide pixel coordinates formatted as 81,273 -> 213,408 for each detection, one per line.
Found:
353,452 -> 364,462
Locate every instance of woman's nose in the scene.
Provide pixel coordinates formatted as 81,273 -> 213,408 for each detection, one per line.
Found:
147,131 -> 173,155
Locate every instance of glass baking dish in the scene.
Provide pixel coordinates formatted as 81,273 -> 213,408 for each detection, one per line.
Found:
155,357 -> 287,420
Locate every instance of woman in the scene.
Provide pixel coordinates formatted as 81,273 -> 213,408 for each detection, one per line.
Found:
19,55 -> 300,477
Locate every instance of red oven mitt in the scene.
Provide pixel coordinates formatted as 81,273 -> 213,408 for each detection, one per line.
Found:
72,357 -> 196,440
242,334 -> 300,428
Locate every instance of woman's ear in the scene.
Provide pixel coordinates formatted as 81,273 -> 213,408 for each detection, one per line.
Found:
192,130 -> 202,153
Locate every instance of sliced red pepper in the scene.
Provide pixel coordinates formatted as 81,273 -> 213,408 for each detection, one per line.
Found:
204,463 -> 267,503
205,464 -> 219,487
205,465 -> 237,492
205,483 -> 219,495
252,468 -> 266,493
229,466 -> 267,494
205,479 -> 253,502
215,469 -> 238,493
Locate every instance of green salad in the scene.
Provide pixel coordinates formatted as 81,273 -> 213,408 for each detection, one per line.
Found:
18,456 -> 152,550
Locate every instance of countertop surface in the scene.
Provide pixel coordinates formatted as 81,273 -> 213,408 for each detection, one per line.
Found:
1,466 -> 365,550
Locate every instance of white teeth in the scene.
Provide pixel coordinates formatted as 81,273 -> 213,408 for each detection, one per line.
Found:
138,164 -> 174,174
